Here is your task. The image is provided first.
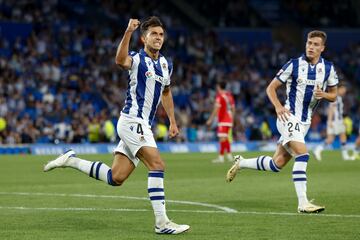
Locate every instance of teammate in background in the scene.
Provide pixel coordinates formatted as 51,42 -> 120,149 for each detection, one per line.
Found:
313,85 -> 350,160
44,17 -> 190,235
226,30 -> 338,213
206,81 -> 235,163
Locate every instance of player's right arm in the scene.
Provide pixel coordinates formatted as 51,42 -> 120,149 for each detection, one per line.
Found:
266,79 -> 290,122
115,19 -> 140,70
206,101 -> 220,126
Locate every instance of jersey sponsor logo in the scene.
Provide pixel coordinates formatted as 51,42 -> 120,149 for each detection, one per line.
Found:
296,78 -> 322,86
145,71 -> 165,83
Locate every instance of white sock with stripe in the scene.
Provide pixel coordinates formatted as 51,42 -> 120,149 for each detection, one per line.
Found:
148,170 -> 169,226
239,155 -> 281,172
292,154 -> 309,206
66,157 -> 118,186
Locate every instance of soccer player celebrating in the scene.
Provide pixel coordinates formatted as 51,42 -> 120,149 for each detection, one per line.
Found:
313,84 -> 351,160
206,81 -> 235,163
44,17 -> 190,234
226,30 -> 338,213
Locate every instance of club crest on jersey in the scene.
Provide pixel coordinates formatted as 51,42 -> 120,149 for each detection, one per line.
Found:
162,63 -> 167,69
317,68 -> 323,73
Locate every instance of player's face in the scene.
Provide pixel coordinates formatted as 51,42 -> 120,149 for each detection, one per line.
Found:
143,26 -> 164,51
305,37 -> 325,62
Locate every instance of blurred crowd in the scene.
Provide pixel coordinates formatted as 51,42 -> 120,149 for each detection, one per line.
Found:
0,0 -> 359,144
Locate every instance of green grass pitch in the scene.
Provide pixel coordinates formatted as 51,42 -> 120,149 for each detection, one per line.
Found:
0,151 -> 360,239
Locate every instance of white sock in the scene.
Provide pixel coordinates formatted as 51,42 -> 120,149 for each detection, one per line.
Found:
148,170 -> 169,226
341,143 -> 349,160
239,155 -> 280,172
292,154 -> 309,206
226,153 -> 233,161
67,157 -> 117,186
219,155 -> 224,162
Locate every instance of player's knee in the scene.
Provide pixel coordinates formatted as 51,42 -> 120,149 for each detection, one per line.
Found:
111,172 -> 129,186
148,159 -> 165,171
273,156 -> 287,169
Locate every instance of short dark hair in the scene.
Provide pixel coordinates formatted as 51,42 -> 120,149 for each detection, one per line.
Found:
307,30 -> 327,45
217,81 -> 227,90
140,16 -> 165,36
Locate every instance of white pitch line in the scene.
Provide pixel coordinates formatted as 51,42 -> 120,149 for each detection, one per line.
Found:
0,206 -> 360,218
0,206 -> 224,214
0,192 -> 237,213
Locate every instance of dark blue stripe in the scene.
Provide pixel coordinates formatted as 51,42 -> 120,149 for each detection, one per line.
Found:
148,188 -> 164,193
107,170 -> 119,186
323,60 -> 332,83
260,156 -> 265,171
293,178 -> 307,182
269,160 -> 280,172
150,196 -> 165,201
122,75 -> 133,114
148,81 -> 162,126
292,171 -> 306,174
295,154 -> 309,162
310,60 -> 332,114
136,55 -> 147,118
167,58 -> 173,77
301,64 -> 317,122
168,229 -> 176,234
289,59 -> 299,115
256,157 -> 260,170
95,162 -> 102,180
148,171 -> 164,178
89,162 -> 96,178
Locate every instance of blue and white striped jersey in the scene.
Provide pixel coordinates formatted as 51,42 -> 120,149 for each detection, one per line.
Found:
276,54 -> 338,124
329,96 -> 344,122
122,49 -> 173,127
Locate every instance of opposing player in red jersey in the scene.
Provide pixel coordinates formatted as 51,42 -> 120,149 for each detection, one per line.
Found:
206,81 -> 235,163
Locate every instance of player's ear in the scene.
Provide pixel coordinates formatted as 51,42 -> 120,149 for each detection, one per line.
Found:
140,35 -> 145,44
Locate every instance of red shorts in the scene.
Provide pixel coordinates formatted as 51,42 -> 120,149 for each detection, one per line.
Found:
217,126 -> 231,137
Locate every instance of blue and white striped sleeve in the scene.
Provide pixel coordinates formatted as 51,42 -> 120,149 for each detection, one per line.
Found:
129,51 -> 139,71
327,65 -> 339,87
165,58 -> 173,87
275,60 -> 293,83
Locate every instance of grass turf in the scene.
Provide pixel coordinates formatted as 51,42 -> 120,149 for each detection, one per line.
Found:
0,151 -> 359,239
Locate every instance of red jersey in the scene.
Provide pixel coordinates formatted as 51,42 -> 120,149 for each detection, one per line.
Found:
215,91 -> 235,126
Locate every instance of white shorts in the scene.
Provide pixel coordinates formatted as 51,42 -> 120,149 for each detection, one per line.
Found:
277,114 -> 310,147
327,121 -> 345,135
113,115 -> 157,167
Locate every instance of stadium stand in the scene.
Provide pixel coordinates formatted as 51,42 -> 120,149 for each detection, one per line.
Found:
0,0 -> 359,144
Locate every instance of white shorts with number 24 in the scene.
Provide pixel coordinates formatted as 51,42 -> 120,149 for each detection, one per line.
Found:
277,114 -> 310,147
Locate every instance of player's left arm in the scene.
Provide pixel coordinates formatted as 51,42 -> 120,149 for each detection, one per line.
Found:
314,65 -> 338,102
314,85 -> 337,102
161,86 -> 179,138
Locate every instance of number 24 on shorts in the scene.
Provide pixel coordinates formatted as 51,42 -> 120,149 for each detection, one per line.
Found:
287,122 -> 300,132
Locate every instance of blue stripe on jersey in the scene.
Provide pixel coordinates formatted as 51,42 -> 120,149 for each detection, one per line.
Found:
148,61 -> 164,125
136,55 -> 147,119
122,75 -> 132,114
149,81 -> 162,125
301,65 -> 316,122
289,59 -> 299,115
282,60 -> 292,71
323,60 -> 332,83
312,59 -> 330,115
